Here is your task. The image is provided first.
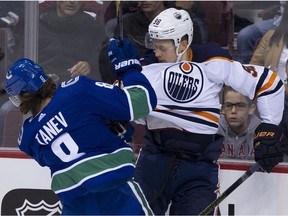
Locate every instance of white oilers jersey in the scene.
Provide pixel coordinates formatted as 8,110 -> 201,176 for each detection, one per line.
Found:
140,59 -> 284,134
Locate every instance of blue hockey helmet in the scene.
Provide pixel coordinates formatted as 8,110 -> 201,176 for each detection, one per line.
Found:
5,58 -> 48,96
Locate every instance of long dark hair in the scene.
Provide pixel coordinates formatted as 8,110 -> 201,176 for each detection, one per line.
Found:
19,78 -> 56,116
270,3 -> 288,47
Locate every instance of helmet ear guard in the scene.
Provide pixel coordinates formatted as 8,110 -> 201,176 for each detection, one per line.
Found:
5,58 -> 48,96
9,95 -> 21,107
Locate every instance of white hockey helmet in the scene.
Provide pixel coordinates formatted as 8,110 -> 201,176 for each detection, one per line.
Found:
148,8 -> 193,60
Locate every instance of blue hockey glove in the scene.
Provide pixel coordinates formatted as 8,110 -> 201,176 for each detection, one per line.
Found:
108,38 -> 142,75
254,123 -> 285,173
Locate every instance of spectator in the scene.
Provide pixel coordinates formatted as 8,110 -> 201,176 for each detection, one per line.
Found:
16,1 -> 106,82
237,1 -> 286,64
104,1 -> 139,38
1,1 -> 106,146
122,1 -> 166,56
134,8 -> 285,215
218,86 -> 261,160
200,1 -> 233,48
250,2 -> 288,84
0,1 -> 24,64
4,38 -> 157,215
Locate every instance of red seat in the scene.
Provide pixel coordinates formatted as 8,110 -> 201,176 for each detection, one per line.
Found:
201,1 -> 235,52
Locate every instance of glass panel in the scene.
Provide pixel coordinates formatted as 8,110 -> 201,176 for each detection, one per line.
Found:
0,0 -> 286,165
0,1 -> 25,149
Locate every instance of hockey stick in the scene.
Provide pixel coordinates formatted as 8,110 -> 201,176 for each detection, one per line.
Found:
199,162 -> 261,216
116,0 -> 123,46
115,0 -> 124,89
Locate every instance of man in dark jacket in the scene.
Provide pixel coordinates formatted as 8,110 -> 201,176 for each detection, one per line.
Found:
38,1 -> 106,82
15,1 -> 106,83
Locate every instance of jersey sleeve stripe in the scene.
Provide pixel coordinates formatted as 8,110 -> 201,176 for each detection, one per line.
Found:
255,72 -> 277,98
124,85 -> 153,120
127,181 -> 154,215
258,80 -> 283,98
51,148 -> 135,194
254,67 -> 268,99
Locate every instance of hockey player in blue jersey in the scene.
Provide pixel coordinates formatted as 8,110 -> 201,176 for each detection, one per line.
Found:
133,8 -> 287,215
4,38 -> 157,215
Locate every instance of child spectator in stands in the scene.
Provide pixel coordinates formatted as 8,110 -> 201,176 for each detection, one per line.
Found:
218,86 -> 262,160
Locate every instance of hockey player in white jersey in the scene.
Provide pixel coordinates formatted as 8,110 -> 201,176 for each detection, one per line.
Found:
4,38 -> 156,215
133,8 -> 286,215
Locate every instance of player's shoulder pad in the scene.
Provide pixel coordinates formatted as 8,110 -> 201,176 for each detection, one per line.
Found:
191,44 -> 232,61
142,62 -> 176,74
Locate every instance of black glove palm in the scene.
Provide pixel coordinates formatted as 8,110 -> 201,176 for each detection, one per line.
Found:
106,120 -> 134,144
254,123 -> 285,173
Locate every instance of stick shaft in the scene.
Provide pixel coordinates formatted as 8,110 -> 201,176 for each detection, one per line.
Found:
116,0 -> 123,87
199,162 -> 261,215
116,0 -> 123,44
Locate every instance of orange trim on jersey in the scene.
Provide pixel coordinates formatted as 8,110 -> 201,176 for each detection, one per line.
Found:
204,56 -> 234,62
255,72 -> 277,97
188,47 -> 193,61
193,111 -> 219,123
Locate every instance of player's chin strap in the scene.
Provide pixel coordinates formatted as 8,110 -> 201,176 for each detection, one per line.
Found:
9,95 -> 21,107
176,44 -> 189,62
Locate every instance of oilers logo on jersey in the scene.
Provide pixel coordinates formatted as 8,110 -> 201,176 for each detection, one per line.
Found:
164,62 -> 203,103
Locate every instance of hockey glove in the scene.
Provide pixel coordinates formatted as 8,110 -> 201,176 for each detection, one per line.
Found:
254,123 -> 285,173
108,38 -> 142,75
106,120 -> 135,143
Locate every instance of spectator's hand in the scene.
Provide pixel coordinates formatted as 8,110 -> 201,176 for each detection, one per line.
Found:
108,38 -> 142,75
68,61 -> 91,77
254,123 -> 285,173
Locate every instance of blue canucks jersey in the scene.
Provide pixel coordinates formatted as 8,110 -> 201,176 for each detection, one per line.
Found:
17,72 -> 157,202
